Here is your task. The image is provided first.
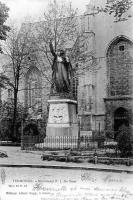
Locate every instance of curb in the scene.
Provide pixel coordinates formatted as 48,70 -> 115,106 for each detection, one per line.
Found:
0,164 -> 133,174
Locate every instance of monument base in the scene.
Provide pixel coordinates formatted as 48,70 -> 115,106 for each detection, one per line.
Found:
45,98 -> 79,149
46,98 -> 79,138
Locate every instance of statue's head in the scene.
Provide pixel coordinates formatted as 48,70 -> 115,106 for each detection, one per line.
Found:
58,49 -> 65,56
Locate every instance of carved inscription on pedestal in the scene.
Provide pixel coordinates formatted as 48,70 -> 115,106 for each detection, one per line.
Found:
48,103 -> 69,123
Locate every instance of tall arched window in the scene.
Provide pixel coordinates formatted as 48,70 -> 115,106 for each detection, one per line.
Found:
107,36 -> 133,96
71,65 -> 79,100
72,75 -> 78,100
25,67 -> 42,112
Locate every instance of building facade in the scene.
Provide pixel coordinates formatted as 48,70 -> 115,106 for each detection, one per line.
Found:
78,0 -> 133,137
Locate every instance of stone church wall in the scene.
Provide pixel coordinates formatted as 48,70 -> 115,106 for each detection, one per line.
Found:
78,0 -> 133,135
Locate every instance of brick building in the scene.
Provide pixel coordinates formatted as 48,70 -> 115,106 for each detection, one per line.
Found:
1,0 -> 133,139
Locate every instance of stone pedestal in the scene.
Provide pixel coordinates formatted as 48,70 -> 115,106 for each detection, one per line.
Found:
46,99 -> 79,137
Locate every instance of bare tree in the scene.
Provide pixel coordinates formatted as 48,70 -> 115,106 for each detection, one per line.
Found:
0,1 -> 10,52
2,24 -> 33,141
104,0 -> 133,20
31,0 -> 79,88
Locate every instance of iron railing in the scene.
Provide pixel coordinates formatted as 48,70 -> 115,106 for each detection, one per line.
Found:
21,135 -> 116,152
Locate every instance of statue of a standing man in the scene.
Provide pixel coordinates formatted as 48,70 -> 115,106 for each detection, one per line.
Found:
50,41 -> 72,94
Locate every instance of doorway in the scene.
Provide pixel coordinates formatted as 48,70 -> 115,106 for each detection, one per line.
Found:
114,107 -> 129,138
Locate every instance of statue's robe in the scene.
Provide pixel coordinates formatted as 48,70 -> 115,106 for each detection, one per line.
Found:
52,56 -> 71,93
50,42 -> 72,93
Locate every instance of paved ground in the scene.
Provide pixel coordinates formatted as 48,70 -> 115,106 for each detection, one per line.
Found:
0,146 -> 133,172
0,146 -> 133,200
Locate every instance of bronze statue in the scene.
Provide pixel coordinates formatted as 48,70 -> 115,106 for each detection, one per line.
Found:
50,41 -> 72,94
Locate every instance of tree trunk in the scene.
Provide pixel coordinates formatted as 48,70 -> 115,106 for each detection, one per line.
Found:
12,89 -> 18,141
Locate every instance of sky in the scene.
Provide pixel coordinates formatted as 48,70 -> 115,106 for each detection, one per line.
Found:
1,0 -> 91,24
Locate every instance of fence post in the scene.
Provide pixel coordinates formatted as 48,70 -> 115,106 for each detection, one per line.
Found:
94,150 -> 98,164
94,155 -> 98,164
127,157 -> 130,166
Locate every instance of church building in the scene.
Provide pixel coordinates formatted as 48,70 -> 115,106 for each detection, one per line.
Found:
1,0 -> 133,139
78,0 -> 133,138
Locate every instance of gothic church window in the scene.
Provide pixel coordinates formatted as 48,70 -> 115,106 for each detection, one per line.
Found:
72,65 -> 78,100
72,76 -> 78,99
107,37 -> 133,96
25,67 -> 42,111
